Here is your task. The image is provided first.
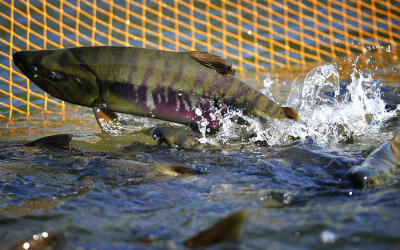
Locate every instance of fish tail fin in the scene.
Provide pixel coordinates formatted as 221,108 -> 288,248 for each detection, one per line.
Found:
283,107 -> 299,121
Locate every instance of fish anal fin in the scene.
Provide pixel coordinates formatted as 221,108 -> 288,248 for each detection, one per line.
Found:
283,107 -> 300,121
189,51 -> 235,75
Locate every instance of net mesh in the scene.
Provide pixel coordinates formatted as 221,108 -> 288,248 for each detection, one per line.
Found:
1,0 -> 399,119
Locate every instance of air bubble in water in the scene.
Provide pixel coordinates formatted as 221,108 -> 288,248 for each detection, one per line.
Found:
320,230 -> 337,244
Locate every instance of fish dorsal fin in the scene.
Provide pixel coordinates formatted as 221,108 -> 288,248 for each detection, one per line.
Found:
189,51 -> 235,75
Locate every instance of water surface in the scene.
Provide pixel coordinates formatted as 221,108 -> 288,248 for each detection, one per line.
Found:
1,51 -> 400,249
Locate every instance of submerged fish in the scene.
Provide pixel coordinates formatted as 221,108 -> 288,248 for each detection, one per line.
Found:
14,232 -> 63,250
25,134 -> 72,150
349,131 -> 400,188
13,46 -> 298,132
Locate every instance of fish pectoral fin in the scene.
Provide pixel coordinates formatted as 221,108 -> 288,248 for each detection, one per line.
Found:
92,106 -> 119,133
189,51 -> 235,75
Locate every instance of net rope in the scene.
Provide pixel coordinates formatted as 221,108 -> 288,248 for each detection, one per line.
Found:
0,0 -> 399,119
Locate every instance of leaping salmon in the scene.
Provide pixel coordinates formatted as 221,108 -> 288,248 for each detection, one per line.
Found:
13,46 -> 298,132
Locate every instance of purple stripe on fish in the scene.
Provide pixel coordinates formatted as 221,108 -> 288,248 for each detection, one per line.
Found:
107,81 -> 137,103
138,85 -> 147,105
166,86 -> 177,107
184,93 -> 192,110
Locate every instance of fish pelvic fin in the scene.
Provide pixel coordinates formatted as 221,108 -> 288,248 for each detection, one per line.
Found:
283,107 -> 300,121
93,107 -> 119,133
189,51 -> 235,75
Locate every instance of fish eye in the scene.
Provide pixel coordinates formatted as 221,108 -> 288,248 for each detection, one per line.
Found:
45,70 -> 67,82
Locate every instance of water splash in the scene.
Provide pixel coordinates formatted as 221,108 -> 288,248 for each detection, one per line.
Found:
200,55 -> 398,146
259,56 -> 398,145
97,113 -> 167,136
261,74 -> 277,102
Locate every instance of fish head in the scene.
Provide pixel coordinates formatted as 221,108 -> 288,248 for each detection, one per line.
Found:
13,49 -> 100,107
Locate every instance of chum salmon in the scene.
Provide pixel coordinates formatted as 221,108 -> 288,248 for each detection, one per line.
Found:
13,46 -> 298,132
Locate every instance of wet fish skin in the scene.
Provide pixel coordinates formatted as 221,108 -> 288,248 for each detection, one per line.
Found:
13,46 -> 298,131
349,131 -> 400,188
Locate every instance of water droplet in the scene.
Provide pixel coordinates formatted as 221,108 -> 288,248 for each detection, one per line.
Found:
33,74 -> 38,78
23,242 -> 30,249
41,232 -> 48,238
195,108 -> 202,116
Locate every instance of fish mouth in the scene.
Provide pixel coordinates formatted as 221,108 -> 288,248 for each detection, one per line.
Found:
13,51 -> 33,76
13,51 -> 40,81
13,51 -> 61,98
